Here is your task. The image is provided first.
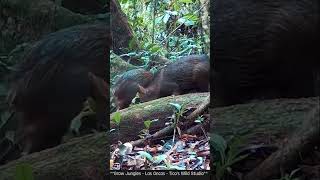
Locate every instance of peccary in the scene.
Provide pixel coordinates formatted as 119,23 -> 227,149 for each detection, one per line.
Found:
212,0 -> 320,107
137,55 -> 209,102
7,23 -> 110,154
113,68 -> 153,109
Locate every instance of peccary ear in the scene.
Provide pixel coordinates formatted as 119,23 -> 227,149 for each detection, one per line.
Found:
137,84 -> 147,95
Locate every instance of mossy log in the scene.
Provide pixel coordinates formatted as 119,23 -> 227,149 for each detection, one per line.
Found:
110,92 -> 210,143
0,133 -> 108,180
244,103 -> 320,180
0,97 -> 318,179
211,97 -> 319,145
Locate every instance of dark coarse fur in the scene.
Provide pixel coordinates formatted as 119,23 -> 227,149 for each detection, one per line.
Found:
212,0 -> 320,107
7,23 -> 110,153
139,54 -> 210,102
113,68 -> 153,109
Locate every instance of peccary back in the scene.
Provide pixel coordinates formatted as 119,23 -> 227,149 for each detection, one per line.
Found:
7,23 -> 109,153
212,0 -> 320,107
138,54 -> 210,102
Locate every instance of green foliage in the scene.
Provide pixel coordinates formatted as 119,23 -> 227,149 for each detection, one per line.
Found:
169,102 -> 187,125
139,119 -> 158,139
112,112 -> 122,126
144,120 -> 153,129
168,102 -> 187,143
14,163 -> 34,180
211,134 -> 249,180
119,0 -> 208,66
194,115 -> 204,123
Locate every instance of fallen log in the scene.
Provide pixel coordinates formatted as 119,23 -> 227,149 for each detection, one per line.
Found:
244,101 -> 320,180
0,133 -> 108,180
110,92 -> 210,143
211,97 -> 319,145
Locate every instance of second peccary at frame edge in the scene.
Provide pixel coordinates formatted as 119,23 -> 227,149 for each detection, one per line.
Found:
138,54 -> 210,103
212,0 -> 320,107
113,68 -> 153,110
7,23 -> 110,154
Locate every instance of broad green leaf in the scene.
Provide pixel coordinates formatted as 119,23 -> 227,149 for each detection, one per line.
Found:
210,133 -> 227,163
144,120 -> 152,129
14,163 -> 34,180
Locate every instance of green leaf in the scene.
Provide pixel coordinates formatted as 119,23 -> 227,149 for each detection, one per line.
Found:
144,120 -> 152,129
163,13 -> 170,24
195,116 -> 204,123
184,14 -> 199,22
178,0 -> 193,3
112,112 -> 122,126
169,103 -> 182,111
210,133 -> 227,162
14,163 -> 34,180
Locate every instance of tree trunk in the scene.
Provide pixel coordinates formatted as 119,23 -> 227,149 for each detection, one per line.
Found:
110,0 -> 139,55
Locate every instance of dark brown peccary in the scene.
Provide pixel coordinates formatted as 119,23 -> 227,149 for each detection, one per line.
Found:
6,23 -> 110,154
113,68 -> 153,110
138,54 -> 210,102
212,0 -> 320,107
